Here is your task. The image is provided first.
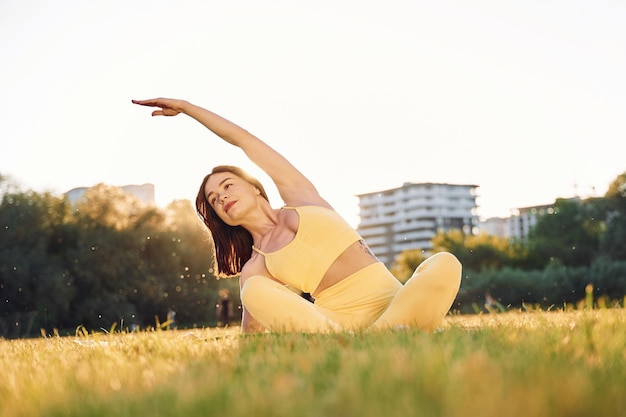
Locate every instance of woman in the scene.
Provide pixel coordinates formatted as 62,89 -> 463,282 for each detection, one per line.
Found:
132,98 -> 462,333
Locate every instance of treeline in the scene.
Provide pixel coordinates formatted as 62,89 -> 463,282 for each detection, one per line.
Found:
1,177 -> 239,338
392,171 -> 626,313
2,172 -> 625,337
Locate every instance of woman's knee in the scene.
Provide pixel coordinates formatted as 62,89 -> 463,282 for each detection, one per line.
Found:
433,251 -> 462,270
240,275 -> 274,308
412,252 -> 462,287
420,252 -> 461,272
434,252 -> 462,283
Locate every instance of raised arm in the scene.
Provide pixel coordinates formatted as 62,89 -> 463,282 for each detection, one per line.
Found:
132,98 -> 330,208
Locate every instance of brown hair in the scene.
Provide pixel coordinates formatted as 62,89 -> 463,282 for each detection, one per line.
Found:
195,166 -> 269,277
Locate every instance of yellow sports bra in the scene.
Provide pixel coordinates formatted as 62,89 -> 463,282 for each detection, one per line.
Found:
252,206 -> 362,293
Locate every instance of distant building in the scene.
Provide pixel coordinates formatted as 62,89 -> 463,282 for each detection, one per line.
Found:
65,183 -> 156,205
357,182 -> 479,267
480,197 -> 580,241
506,203 -> 555,241
480,216 -> 510,238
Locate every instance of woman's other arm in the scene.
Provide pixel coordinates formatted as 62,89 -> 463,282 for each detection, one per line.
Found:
240,306 -> 265,333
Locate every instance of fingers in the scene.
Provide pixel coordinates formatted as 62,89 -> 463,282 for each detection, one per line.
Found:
132,98 -> 159,107
132,99 -> 168,116
132,98 -> 182,117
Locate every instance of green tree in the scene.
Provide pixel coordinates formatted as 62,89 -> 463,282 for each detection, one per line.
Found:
0,188 -> 74,336
526,198 -> 601,268
152,199 -> 220,327
390,249 -> 429,282
430,230 -> 518,271
65,185 -> 152,329
600,171 -> 626,261
0,177 -> 231,335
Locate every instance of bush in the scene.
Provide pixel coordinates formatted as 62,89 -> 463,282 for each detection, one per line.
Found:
453,260 -> 626,313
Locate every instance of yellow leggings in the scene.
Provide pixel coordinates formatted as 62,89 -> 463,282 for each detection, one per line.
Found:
240,252 -> 462,333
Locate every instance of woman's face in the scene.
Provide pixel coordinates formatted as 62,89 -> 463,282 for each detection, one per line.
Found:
204,172 -> 260,225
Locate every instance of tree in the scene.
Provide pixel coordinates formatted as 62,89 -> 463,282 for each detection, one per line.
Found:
605,171 -> 626,199
0,179 -> 230,336
430,230 -> 518,272
600,171 -> 626,261
150,200 -> 220,327
0,189 -> 74,336
65,185 -> 151,330
390,249 -> 429,282
526,198 -> 601,268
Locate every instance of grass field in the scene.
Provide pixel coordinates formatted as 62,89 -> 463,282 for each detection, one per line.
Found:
1,310 -> 624,417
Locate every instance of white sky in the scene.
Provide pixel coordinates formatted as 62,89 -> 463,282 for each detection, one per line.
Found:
1,0 -> 624,227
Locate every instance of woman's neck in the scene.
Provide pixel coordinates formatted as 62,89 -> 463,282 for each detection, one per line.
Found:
243,204 -> 281,245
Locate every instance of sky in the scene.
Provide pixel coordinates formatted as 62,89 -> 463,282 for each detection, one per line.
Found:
1,0 -> 625,227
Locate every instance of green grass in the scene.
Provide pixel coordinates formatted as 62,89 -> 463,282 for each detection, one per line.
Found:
1,310 -> 625,417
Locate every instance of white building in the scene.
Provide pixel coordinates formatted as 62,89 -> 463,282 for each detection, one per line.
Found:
506,204 -> 553,241
479,197 -> 580,241
357,182 -> 479,267
480,216 -> 510,238
66,183 -> 156,205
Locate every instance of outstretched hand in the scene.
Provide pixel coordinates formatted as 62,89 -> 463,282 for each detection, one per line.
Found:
131,98 -> 188,117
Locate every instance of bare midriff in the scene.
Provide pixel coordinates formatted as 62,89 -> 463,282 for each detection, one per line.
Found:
312,240 -> 379,297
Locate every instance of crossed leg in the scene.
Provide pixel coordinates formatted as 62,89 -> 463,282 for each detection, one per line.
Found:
241,252 -> 461,333
369,252 -> 462,332
241,275 -> 342,333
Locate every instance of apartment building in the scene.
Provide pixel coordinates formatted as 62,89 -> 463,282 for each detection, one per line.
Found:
357,182 -> 479,266
506,204 -> 554,241
66,183 -> 156,205
481,198 -> 579,241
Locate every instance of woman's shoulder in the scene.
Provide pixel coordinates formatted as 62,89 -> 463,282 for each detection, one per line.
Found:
281,191 -> 333,211
282,201 -> 334,212
279,203 -> 338,228
239,256 -> 268,285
